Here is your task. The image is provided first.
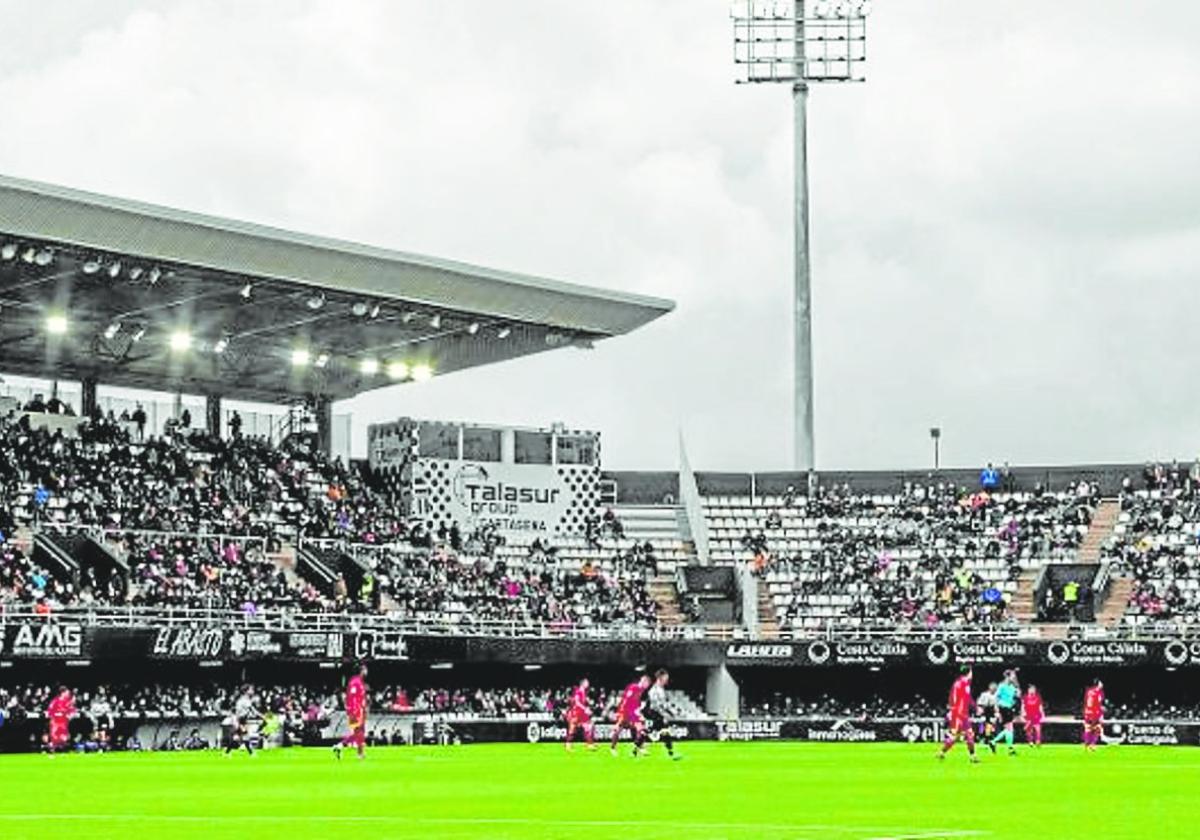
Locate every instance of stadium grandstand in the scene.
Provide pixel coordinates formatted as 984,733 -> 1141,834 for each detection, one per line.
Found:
1,181 -> 1199,833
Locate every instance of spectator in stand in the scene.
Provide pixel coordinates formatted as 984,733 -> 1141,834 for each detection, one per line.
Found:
131,404 -> 147,440
980,463 -> 1001,491
229,411 -> 243,438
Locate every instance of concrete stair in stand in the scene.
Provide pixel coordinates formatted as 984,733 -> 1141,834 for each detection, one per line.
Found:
1097,576 -> 1136,627
647,576 -> 686,626
1079,499 -> 1121,563
756,586 -> 782,639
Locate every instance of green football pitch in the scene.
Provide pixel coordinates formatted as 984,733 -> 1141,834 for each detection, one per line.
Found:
0,742 -> 1192,839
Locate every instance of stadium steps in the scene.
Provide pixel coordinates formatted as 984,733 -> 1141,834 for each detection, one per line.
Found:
1097,576 -> 1136,627
1078,498 -> 1121,563
648,575 -> 686,625
666,689 -> 707,719
1012,569 -> 1041,622
756,586 -> 782,638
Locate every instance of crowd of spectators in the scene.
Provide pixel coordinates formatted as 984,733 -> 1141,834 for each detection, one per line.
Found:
750,480 -> 1096,629
1104,461 -> 1200,624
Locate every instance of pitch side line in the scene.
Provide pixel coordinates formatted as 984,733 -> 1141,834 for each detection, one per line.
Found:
0,814 -> 988,836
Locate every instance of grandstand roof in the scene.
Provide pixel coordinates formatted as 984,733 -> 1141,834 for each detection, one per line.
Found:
0,174 -> 673,403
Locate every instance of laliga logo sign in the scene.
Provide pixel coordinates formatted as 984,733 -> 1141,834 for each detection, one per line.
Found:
1164,641 -> 1191,667
1046,642 -> 1071,665
807,641 -> 832,665
926,642 -> 950,665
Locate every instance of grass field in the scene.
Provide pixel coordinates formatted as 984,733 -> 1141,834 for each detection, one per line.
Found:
0,742 -> 1192,839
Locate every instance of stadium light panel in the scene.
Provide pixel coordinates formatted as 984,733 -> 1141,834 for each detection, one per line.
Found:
214,337 -> 229,354
103,322 -> 121,340
107,261 -> 122,279
129,266 -> 144,281
34,248 -> 53,267
240,283 -> 253,299
315,353 -> 330,369
131,327 -> 146,343
306,293 -> 325,311
428,314 -> 442,329
467,322 -> 480,335
45,313 -> 68,335
360,358 -> 379,376
387,361 -> 410,381
291,348 -> 311,367
411,363 -> 434,382
147,267 -> 162,285
82,258 -> 102,275
369,303 -> 381,319
169,329 -> 192,352
496,326 -> 512,339
0,242 -> 16,261
21,247 -> 36,263
351,301 -> 370,317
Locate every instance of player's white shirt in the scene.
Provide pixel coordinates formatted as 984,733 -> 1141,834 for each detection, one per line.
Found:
977,690 -> 997,708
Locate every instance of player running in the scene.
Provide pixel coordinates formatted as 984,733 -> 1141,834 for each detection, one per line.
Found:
610,674 -> 651,756
976,681 -> 1000,743
1022,684 -> 1045,747
222,686 -> 259,756
640,669 -> 682,760
334,662 -> 369,761
565,678 -> 596,751
45,686 -> 76,756
1082,678 -> 1105,751
989,670 -> 1021,755
936,665 -> 979,763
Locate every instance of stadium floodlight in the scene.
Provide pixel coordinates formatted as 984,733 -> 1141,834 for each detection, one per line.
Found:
107,261 -> 122,279
401,311 -> 417,325
147,267 -> 162,286
466,321 -> 480,335
103,322 -> 121,340
306,293 -> 325,311
411,363 -> 434,383
214,337 -> 229,354
315,352 -> 330,369
369,303 -> 382,319
45,313 -> 68,335
82,257 -> 102,275
387,360 -> 410,381
0,242 -> 16,261
34,248 -> 53,267
360,357 -> 380,376
351,301 -> 370,317
496,326 -> 512,339
291,348 -> 311,367
428,313 -> 442,329
169,329 -> 192,352
129,266 -> 144,281
21,247 -> 36,264
731,0 -> 870,471
240,283 -> 253,299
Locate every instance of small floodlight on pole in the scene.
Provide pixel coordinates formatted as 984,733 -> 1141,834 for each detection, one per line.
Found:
731,0 -> 870,471
930,426 -> 941,471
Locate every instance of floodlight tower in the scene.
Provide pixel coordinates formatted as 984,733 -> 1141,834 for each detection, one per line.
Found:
731,0 -> 870,471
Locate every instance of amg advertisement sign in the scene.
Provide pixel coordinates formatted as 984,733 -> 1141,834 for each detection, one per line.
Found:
2,624 -> 84,658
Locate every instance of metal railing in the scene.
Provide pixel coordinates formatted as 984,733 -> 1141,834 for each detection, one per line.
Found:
2,602 -> 1199,643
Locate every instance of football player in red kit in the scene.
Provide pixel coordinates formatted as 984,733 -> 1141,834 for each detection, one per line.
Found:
1082,679 -> 1105,751
936,666 -> 979,763
46,686 -> 76,756
565,678 -> 595,751
1022,684 -> 1045,747
333,662 -> 369,760
610,674 -> 651,756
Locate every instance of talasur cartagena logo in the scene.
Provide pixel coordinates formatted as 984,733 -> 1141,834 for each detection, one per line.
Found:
453,464 -> 562,514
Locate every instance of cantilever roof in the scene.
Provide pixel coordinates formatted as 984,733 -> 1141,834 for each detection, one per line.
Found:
0,175 -> 674,402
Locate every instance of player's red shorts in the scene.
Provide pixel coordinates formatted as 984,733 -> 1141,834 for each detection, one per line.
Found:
616,710 -> 641,729
1024,716 -> 1043,727
567,709 -> 591,726
49,720 -> 69,747
1083,715 -> 1102,727
948,714 -> 971,733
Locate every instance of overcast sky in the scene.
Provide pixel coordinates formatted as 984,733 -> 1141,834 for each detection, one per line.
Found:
1,1 -> 1197,472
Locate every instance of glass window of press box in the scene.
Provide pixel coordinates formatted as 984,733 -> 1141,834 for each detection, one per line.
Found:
418,422 -> 460,459
515,430 -> 552,464
462,427 -> 502,462
556,434 -> 598,466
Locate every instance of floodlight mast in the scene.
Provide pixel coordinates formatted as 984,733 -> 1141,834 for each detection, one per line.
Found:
731,0 -> 869,471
